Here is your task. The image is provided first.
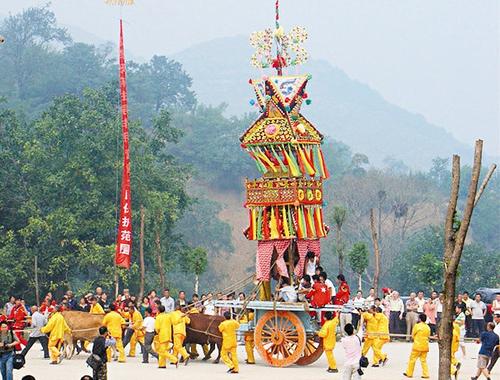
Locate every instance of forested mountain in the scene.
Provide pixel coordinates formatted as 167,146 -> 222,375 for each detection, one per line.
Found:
174,36 -> 480,169
0,7 -> 497,302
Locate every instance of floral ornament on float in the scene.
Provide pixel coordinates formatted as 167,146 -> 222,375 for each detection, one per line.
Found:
250,26 -> 309,70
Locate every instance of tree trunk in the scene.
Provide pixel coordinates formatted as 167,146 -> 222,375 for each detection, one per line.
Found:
438,140 -> 494,380
336,227 -> 344,274
155,226 -> 165,291
358,274 -> 362,291
34,255 -> 40,306
194,274 -> 199,294
139,205 -> 145,301
370,209 -> 381,296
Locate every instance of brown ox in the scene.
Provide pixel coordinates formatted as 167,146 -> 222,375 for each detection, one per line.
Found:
185,314 -> 224,363
62,311 -> 104,359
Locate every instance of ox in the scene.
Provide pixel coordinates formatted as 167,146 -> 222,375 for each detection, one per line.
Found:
185,314 -> 224,363
61,311 -> 104,359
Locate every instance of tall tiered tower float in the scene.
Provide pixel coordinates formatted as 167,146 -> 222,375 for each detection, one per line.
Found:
241,4 -> 329,299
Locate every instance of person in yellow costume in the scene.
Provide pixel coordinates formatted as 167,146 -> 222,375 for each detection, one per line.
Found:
219,311 -> 240,373
450,321 -> 461,378
171,305 -> 191,365
40,305 -> 71,364
317,311 -> 339,373
404,313 -> 431,379
89,297 -> 105,315
361,305 -> 383,366
102,304 -> 126,363
126,303 -> 144,357
239,309 -> 255,364
154,305 -> 178,368
374,306 -> 389,366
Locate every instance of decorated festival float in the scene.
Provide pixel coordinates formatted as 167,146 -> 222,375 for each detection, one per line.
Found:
214,1 -> 341,368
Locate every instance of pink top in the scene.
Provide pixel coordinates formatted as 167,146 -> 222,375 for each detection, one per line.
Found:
341,333 -> 362,366
424,301 -> 437,324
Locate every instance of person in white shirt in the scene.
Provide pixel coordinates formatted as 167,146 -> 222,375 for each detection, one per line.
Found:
470,293 -> 487,338
487,312 -> 500,373
203,293 -> 216,316
341,323 -> 363,379
365,288 -> 376,306
276,279 -> 298,303
416,291 -> 426,314
304,251 -> 318,277
492,294 -> 500,314
160,289 -> 175,313
351,291 -> 365,331
140,307 -> 158,363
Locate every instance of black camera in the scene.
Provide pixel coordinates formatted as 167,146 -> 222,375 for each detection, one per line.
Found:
357,368 -> 364,376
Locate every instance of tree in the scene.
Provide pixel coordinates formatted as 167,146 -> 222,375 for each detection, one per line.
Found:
332,206 -> 347,274
369,209 -> 381,296
348,242 -> 369,291
182,247 -> 208,294
0,5 -> 71,100
438,140 -> 496,380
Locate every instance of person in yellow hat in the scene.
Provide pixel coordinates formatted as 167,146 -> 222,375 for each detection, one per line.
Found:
40,305 -> 71,364
361,305 -> 382,366
102,304 -> 126,363
404,313 -> 431,378
219,311 -> 240,373
154,305 -> 178,368
317,310 -> 340,373
239,309 -> 255,364
374,306 -> 389,366
171,305 -> 191,365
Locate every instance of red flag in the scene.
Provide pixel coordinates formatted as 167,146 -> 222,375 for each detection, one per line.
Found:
115,19 -> 132,269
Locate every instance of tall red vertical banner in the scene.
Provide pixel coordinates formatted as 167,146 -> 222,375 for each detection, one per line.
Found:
115,19 -> 132,269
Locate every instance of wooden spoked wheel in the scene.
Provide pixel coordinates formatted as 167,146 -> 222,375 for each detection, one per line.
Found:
254,311 -> 306,367
295,335 -> 324,365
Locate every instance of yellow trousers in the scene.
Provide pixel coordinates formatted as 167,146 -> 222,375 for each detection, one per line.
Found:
450,342 -> 459,375
48,339 -> 61,363
362,338 -> 381,364
157,342 -> 178,367
325,349 -> 337,369
173,334 -> 189,360
374,338 -> 388,363
244,334 -> 255,364
106,337 -> 125,362
405,350 -> 429,378
128,333 -> 144,357
221,345 -> 239,372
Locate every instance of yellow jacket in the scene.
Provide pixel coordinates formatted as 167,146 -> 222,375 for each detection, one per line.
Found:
41,312 -> 71,342
239,311 -> 254,324
102,311 -> 126,338
130,310 -> 144,337
376,312 -> 390,341
362,312 -> 378,339
412,322 -> 431,352
155,312 -> 173,343
171,310 -> 190,336
219,319 -> 240,349
317,317 -> 339,350
89,303 -> 104,315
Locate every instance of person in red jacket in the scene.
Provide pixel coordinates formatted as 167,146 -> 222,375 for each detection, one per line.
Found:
307,275 -> 331,308
8,297 -> 28,347
334,274 -> 350,305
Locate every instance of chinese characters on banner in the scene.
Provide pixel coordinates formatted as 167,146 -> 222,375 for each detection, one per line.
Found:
115,19 -> 132,269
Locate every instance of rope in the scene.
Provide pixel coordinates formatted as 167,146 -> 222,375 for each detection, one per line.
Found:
186,325 -> 221,340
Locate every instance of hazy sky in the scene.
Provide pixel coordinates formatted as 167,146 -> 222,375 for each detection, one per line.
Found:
1,0 -> 498,150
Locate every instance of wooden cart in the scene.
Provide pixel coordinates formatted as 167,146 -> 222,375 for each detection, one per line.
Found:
214,300 -> 342,367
